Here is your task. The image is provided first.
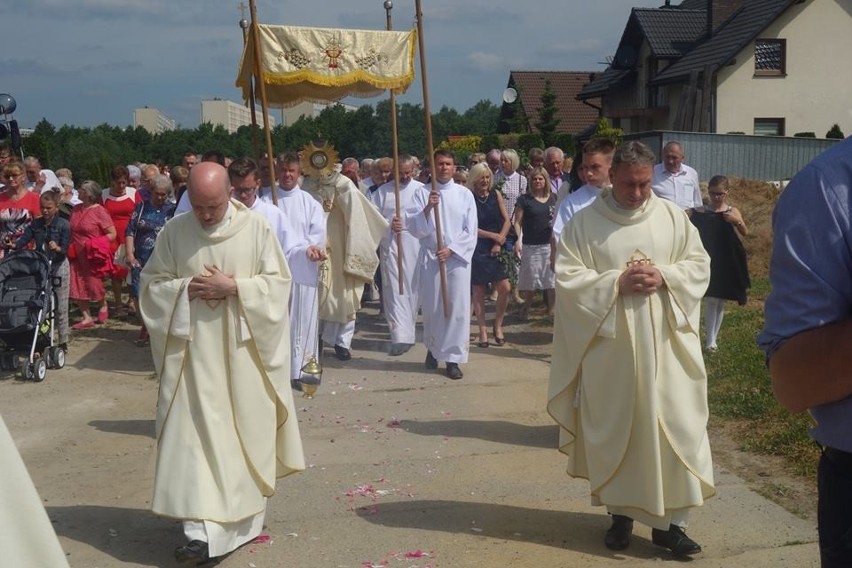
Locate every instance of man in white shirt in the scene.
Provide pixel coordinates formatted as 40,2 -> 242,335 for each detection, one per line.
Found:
551,138 -> 615,269
545,146 -> 570,196
651,141 -> 701,213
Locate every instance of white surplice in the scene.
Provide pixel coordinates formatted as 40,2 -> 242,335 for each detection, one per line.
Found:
370,178 -> 423,344
406,180 -> 477,363
262,187 -> 327,380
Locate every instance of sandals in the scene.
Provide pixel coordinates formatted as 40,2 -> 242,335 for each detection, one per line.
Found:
493,326 -> 506,346
72,320 -> 95,330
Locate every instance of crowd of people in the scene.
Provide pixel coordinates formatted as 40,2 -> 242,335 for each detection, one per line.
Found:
20,134 -> 852,567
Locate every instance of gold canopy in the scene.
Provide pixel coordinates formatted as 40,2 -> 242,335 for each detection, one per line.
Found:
236,24 -> 417,108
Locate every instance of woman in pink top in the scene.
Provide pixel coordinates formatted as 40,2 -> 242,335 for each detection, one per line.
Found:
101,165 -> 140,318
69,181 -> 116,329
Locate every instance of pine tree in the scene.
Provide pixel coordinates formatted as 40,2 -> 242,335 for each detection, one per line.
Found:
535,79 -> 560,146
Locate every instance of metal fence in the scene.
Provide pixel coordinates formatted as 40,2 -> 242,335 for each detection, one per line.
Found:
624,130 -> 841,182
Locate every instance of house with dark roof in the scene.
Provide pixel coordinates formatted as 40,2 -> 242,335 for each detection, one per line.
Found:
497,71 -> 600,136
578,0 -> 852,136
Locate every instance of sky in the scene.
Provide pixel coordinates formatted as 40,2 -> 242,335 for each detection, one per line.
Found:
1,0 -> 666,130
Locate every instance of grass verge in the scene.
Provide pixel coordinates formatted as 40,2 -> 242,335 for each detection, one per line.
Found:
704,276 -> 820,477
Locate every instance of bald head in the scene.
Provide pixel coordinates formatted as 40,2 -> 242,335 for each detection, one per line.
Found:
188,162 -> 231,226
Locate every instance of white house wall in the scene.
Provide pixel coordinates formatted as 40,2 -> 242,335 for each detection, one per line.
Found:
716,0 -> 852,136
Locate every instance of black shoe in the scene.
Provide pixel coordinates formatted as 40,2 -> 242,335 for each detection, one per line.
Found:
333,345 -> 351,361
604,515 -> 633,551
446,362 -> 463,380
174,540 -> 210,564
424,350 -> 438,369
651,524 -> 702,556
290,378 -> 303,391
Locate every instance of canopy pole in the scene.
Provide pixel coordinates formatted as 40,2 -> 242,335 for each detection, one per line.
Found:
249,0 -> 278,205
239,15 -> 261,164
385,1 -> 405,296
414,0 -> 450,318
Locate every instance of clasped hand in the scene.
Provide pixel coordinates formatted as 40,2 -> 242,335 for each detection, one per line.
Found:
187,264 -> 237,300
306,245 -> 327,262
619,265 -> 664,296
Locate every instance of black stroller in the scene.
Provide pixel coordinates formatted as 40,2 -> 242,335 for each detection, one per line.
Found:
0,250 -> 66,380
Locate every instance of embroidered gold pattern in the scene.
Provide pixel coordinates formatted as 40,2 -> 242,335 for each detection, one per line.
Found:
277,49 -> 310,68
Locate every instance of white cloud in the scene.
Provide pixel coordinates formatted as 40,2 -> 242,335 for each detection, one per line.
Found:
466,52 -> 526,72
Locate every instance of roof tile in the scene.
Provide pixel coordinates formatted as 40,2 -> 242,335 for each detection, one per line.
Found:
505,71 -> 601,135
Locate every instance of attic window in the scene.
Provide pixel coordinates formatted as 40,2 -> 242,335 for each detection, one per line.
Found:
755,39 -> 786,75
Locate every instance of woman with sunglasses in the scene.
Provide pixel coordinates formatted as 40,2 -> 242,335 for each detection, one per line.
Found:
0,162 -> 41,260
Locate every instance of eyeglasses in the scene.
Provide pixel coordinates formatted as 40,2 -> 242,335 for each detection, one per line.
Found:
3,173 -> 22,180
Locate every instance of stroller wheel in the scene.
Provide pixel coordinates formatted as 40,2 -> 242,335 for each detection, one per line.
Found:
33,359 -> 47,382
43,348 -> 54,369
48,346 -> 66,369
21,361 -> 33,380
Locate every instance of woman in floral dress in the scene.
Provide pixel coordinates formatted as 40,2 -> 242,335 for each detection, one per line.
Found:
125,175 -> 176,344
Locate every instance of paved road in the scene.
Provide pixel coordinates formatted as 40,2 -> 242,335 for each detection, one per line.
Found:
0,307 -> 819,567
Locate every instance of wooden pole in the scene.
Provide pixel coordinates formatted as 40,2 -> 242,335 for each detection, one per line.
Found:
248,0 -> 278,206
386,2 -> 405,296
240,19 -> 261,164
414,0 -> 450,318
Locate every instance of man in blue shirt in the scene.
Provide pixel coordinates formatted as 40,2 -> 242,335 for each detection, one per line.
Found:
758,135 -> 852,567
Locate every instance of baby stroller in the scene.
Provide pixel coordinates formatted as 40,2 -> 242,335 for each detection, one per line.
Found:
0,250 -> 66,381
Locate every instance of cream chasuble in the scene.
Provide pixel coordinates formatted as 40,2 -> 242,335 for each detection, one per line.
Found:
303,173 -> 388,324
140,200 -> 304,526
0,414 -> 70,567
547,190 -> 714,528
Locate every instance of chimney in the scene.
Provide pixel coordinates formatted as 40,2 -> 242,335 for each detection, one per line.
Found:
708,0 -> 743,34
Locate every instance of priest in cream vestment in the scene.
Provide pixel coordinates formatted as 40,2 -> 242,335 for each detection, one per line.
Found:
140,163 -> 304,564
303,170 -> 387,360
548,142 -> 714,557
0,413 -> 70,567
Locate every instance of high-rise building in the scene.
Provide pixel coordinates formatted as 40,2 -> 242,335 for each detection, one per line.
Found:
279,101 -> 358,127
200,99 -> 276,134
133,107 -> 177,134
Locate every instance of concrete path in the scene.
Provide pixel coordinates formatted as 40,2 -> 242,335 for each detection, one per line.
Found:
0,307 -> 819,567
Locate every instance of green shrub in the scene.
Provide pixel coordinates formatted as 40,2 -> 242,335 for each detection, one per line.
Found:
826,124 -> 845,139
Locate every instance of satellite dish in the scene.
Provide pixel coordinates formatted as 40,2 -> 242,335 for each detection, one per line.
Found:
0,94 -> 16,115
502,87 -> 518,104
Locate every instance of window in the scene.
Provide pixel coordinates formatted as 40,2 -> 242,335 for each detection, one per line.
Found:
755,39 -> 786,75
754,118 -> 785,136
